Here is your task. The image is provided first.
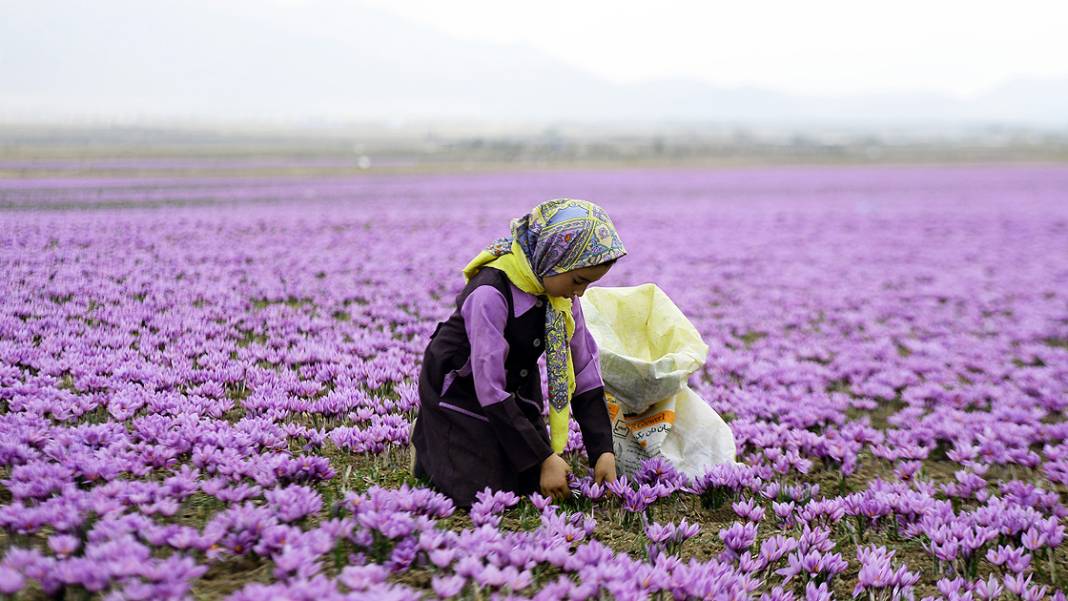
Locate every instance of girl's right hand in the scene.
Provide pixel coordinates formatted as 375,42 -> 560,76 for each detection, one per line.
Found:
540,453 -> 571,501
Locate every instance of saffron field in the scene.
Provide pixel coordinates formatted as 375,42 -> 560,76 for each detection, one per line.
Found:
1,162 -> 1067,600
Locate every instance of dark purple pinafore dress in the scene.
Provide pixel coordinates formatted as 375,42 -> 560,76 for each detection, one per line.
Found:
411,267 -> 613,509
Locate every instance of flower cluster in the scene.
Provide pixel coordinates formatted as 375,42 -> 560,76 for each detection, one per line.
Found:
2,163 -> 1067,597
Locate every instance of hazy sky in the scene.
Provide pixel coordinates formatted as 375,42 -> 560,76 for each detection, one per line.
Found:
357,0 -> 1068,98
3,0 -> 1066,124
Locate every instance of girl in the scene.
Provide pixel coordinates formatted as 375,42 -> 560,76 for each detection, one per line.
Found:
410,198 -> 626,509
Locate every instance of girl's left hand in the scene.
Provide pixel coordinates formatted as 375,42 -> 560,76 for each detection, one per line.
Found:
593,452 -> 617,484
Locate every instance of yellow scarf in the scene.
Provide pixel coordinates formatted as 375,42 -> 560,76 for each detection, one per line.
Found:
462,239 -> 576,454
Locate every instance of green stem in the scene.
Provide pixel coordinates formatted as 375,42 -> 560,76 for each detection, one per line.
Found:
1050,547 -> 1057,586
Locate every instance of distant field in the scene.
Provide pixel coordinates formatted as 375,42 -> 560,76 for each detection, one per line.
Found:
3,123 -> 1067,181
1,160 -> 1067,600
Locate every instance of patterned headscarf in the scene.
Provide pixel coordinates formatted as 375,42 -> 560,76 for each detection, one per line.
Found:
463,198 -> 627,453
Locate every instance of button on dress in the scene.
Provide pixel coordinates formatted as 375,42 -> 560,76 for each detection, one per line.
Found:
411,267 -> 614,509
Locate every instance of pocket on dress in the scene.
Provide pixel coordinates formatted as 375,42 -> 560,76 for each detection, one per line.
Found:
514,392 -> 542,412
439,401 -> 490,423
440,358 -> 472,397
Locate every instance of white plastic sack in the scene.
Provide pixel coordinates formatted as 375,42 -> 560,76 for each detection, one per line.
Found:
582,283 -> 709,414
660,386 -> 737,478
583,284 -> 737,477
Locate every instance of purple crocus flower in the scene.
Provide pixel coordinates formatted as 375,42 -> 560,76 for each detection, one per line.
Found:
719,522 -> 758,559
431,574 -> 466,598
759,534 -> 799,567
528,492 -> 554,513
272,544 -> 322,580
732,497 -> 765,522
805,581 -> 831,601
972,574 -> 1004,601
773,501 -> 796,526
0,566 -> 24,595
644,521 -> 674,544
673,519 -> 700,544
759,585 -> 796,601
579,480 -> 607,502
47,534 -> 80,556
605,475 -> 632,498
338,564 -> 388,591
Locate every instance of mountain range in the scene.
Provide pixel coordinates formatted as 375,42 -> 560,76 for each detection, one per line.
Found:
2,0 -> 1066,127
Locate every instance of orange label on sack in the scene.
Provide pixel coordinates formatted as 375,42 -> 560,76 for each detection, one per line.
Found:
623,410 -> 676,430
606,399 -> 620,421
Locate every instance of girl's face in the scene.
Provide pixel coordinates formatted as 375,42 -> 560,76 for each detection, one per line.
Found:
541,262 -> 613,299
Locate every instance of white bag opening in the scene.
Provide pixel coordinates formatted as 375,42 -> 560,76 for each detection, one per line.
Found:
582,284 -> 738,477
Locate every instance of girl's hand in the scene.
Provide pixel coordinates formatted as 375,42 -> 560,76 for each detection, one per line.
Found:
593,452 -> 617,484
540,454 -> 571,501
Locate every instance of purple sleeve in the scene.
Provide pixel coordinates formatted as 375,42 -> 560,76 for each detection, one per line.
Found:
461,285 -> 555,472
570,296 -> 604,397
460,286 -> 511,407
